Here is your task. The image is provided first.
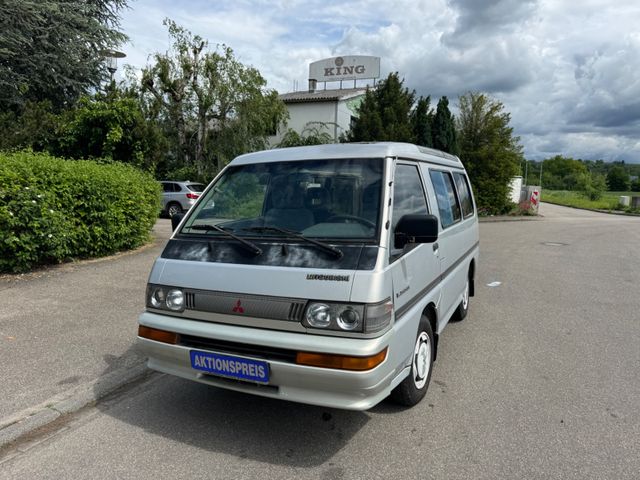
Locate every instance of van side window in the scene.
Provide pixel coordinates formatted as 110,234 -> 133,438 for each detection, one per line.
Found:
391,163 -> 428,232
453,172 -> 474,218
429,170 -> 461,228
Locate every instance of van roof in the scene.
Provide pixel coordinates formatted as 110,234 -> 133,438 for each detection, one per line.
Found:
231,142 -> 464,168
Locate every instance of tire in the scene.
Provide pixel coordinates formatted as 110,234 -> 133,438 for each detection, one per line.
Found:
452,275 -> 470,322
390,316 -> 435,407
167,202 -> 182,218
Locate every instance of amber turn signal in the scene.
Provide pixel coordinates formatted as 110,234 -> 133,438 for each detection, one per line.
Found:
138,325 -> 179,344
296,348 -> 387,371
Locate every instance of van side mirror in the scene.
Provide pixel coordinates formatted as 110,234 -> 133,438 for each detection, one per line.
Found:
171,213 -> 185,231
394,214 -> 439,249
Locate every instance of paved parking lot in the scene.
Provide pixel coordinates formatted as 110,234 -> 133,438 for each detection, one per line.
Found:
1,204 -> 639,479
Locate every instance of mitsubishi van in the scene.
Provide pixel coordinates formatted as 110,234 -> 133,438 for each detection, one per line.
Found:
137,143 -> 479,410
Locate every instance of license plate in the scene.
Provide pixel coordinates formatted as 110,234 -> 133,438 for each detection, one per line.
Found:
190,350 -> 269,384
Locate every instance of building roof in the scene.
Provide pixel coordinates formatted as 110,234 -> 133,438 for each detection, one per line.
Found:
278,88 -> 368,104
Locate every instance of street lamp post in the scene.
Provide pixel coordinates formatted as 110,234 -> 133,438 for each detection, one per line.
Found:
101,49 -> 126,83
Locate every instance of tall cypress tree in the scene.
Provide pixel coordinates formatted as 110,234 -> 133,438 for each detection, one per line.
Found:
411,95 -> 433,147
432,96 -> 458,155
345,73 -> 415,142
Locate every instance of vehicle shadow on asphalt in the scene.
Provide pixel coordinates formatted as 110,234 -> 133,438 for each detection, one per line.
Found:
95,346 -> 370,467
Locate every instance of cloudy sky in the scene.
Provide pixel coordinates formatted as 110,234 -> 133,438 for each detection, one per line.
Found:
119,0 -> 640,163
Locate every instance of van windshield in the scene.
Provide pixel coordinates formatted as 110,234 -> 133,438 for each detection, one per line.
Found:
181,158 -> 384,240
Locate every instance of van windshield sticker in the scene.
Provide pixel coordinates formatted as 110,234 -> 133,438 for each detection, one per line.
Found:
306,274 -> 350,282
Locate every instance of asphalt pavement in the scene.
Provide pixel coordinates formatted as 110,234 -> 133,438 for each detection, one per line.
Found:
0,219 -> 173,441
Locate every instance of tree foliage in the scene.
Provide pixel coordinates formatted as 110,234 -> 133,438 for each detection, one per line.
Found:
276,123 -> 334,148
606,166 -> 631,191
457,92 -> 523,214
345,73 -> 415,142
411,96 -> 433,148
540,155 -> 590,190
432,96 -> 458,155
0,0 -> 128,111
0,101 -> 59,152
345,75 -> 453,152
54,90 -> 167,171
140,19 -> 287,177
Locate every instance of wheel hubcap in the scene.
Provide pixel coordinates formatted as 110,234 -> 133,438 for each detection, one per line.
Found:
413,332 -> 431,389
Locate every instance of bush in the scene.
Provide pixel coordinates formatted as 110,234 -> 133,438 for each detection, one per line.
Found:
0,151 -> 161,273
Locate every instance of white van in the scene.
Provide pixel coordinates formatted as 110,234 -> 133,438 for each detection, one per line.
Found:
138,143 -> 479,410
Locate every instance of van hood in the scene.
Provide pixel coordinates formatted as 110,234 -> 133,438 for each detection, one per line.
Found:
153,238 -> 379,301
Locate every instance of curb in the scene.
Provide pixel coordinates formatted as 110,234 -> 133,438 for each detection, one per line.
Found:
479,215 -> 543,223
542,200 -> 640,217
0,362 -> 151,449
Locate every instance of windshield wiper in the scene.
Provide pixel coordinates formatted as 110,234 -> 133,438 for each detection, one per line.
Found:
185,224 -> 262,256
242,226 -> 343,259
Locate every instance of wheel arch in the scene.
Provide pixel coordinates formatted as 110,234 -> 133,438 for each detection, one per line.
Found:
422,302 -> 438,361
468,259 -> 476,297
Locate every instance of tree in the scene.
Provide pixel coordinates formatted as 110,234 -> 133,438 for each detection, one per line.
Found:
276,122 -> 334,148
606,166 -> 630,191
0,101 -> 59,152
432,96 -> 458,155
584,173 -> 607,201
540,155 -> 589,190
0,0 -> 128,111
140,19 -> 286,176
411,96 -> 433,147
345,73 -> 415,142
54,90 -> 166,171
457,92 -> 523,214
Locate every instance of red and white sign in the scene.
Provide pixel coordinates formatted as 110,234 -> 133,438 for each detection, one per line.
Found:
530,189 -> 540,206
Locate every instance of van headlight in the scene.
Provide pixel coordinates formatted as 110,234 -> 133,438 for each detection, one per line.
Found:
166,289 -> 185,311
303,299 -> 391,334
147,285 -> 185,313
306,303 -> 332,328
337,306 -> 361,331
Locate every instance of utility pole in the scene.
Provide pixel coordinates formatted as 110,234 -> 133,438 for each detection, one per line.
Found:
539,161 -> 543,187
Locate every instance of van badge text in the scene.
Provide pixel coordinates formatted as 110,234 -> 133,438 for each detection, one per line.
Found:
306,274 -> 350,282
396,286 -> 410,298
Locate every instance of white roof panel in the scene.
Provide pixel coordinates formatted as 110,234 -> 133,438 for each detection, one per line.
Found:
231,142 -> 463,168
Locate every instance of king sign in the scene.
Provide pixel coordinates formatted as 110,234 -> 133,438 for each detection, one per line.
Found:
309,56 -> 381,82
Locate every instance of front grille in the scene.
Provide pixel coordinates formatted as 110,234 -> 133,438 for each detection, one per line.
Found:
185,292 -> 196,309
180,334 -> 297,363
288,301 -> 306,321
183,288 -> 306,323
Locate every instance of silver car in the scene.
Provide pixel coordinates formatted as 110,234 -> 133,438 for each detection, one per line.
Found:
160,181 -> 205,217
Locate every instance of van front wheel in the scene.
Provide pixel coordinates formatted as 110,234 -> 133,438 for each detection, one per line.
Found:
390,316 -> 434,407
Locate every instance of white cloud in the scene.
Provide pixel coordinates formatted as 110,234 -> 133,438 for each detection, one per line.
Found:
119,0 -> 640,163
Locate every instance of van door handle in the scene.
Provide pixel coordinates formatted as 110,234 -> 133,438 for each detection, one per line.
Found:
432,242 -> 439,252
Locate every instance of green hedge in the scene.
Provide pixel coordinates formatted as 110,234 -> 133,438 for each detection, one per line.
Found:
0,151 -> 161,273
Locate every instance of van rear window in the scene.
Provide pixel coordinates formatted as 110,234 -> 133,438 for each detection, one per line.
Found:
453,173 -> 474,218
429,170 -> 461,228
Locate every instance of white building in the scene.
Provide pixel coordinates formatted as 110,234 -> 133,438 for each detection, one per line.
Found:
269,88 -> 367,146
269,55 -> 380,147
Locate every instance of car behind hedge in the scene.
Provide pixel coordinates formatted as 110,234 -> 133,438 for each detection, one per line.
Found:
0,151 -> 161,273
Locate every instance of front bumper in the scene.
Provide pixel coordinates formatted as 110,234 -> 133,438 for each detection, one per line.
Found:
137,311 -> 408,410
